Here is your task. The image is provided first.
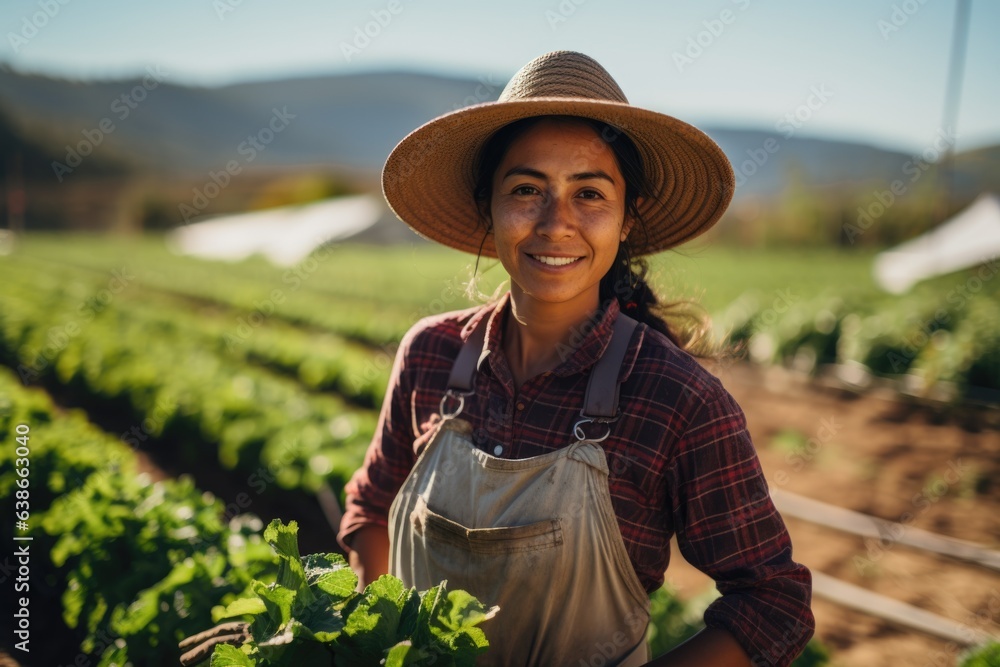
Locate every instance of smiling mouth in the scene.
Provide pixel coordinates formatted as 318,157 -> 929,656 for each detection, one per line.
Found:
529,254 -> 584,267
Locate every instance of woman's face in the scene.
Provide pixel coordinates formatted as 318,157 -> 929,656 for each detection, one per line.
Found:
488,118 -> 631,310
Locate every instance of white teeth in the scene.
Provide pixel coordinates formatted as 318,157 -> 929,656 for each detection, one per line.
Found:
531,255 -> 581,266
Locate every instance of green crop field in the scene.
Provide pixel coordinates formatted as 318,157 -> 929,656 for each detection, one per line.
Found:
2,232 -> 997,665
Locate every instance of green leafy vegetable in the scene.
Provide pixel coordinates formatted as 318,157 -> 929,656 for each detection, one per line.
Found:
213,520 -> 495,666
960,642 -> 1000,667
211,644 -> 255,667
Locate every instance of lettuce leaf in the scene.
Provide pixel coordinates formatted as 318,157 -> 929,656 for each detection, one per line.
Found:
214,520 -> 493,667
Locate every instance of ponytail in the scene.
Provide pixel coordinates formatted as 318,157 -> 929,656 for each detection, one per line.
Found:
599,239 -> 716,358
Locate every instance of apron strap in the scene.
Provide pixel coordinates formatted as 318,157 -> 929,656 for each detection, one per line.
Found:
446,307 -> 639,420
446,312 -> 490,392
581,313 -> 639,419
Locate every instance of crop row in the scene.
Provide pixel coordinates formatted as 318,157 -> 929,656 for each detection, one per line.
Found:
15,233 -> 879,316
3,252 -> 391,408
724,266 -> 1000,399
0,239 -> 859,664
0,257 -> 378,495
0,364 -> 280,666
21,234 -> 491,310
11,233 -> 1000,406
14,236 -> 484,346
2,363 -> 835,666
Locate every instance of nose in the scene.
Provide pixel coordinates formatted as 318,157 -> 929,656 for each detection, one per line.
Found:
535,192 -> 576,242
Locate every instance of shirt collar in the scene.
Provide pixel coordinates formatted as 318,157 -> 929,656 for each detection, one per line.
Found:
461,291 -> 632,381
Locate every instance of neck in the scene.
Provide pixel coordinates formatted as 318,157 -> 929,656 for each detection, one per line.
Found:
502,285 -> 601,388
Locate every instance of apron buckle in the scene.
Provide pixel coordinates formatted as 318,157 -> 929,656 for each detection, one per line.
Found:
572,409 -> 620,442
440,388 -> 474,419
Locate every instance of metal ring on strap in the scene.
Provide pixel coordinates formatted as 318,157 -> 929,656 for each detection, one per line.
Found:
439,389 -> 473,420
573,417 -> 614,443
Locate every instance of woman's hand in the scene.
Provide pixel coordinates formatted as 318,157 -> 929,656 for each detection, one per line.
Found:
347,524 -> 390,591
641,627 -> 751,667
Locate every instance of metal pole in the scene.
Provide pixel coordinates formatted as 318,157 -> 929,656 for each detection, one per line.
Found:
939,0 -> 972,220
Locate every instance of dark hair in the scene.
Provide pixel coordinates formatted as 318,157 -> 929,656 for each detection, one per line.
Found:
472,115 -> 714,356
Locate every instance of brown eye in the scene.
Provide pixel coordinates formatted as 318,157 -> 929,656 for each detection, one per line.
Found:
513,185 -> 539,196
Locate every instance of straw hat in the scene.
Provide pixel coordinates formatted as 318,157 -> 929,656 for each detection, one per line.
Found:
382,50 -> 734,257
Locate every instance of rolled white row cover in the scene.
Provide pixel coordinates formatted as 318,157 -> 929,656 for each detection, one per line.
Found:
874,192 -> 1000,293
166,194 -> 383,266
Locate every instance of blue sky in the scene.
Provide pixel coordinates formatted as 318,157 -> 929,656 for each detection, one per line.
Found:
2,0 -> 998,153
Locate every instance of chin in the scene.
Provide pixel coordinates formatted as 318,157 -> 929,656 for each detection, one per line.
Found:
518,285 -> 592,305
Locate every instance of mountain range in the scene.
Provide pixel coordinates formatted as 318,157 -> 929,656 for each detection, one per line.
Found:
0,65 -> 996,229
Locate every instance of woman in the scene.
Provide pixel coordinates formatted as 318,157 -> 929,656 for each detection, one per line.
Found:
340,51 -> 814,666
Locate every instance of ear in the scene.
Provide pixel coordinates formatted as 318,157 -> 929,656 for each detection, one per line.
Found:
620,219 -> 634,242
476,200 -> 493,231
621,196 -> 643,241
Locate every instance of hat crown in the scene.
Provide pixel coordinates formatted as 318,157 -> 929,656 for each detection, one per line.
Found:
498,50 -> 629,104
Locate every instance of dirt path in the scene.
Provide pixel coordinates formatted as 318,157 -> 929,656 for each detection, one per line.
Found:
664,362 -> 1000,666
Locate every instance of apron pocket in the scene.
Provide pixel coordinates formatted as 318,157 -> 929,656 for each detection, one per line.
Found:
413,503 -> 563,555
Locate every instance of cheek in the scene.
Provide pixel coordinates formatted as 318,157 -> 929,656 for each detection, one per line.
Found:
491,201 -> 537,245
489,208 -> 522,268
581,208 -> 626,246
493,198 -> 542,224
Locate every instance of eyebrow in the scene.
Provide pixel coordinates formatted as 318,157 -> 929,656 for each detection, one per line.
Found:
501,166 -> 617,184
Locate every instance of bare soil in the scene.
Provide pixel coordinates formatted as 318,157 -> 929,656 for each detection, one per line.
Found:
664,362 -> 1000,667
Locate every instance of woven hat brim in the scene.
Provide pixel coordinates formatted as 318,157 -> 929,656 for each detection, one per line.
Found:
382,98 -> 735,257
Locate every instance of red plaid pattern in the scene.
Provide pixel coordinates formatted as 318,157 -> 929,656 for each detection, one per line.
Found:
340,293 -> 814,665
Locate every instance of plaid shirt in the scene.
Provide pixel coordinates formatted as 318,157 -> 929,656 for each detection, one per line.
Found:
340,292 -> 814,665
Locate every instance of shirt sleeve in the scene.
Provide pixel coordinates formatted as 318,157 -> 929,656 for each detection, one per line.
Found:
337,329 -> 419,552
667,385 -> 815,667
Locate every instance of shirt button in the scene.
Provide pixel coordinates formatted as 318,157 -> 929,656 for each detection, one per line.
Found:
493,445 -> 503,456
516,402 -> 525,411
